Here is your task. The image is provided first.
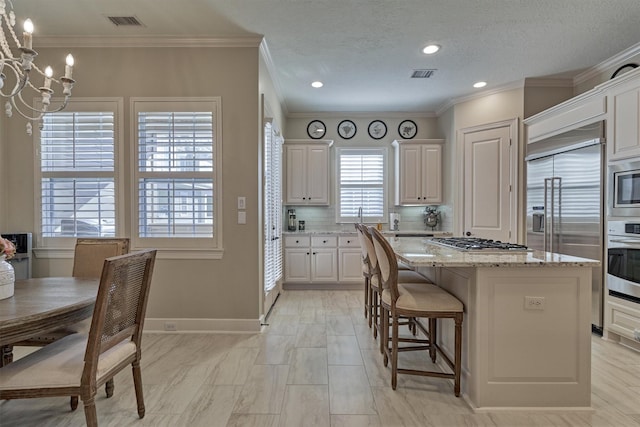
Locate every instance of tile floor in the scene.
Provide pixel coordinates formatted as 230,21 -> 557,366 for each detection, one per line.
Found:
1,290 -> 639,426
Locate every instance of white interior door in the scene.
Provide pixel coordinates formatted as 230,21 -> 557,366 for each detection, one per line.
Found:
462,120 -> 517,241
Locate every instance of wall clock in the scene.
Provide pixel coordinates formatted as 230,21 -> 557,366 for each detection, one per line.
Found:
306,120 -> 326,139
368,120 -> 387,140
337,120 -> 357,139
398,120 -> 417,139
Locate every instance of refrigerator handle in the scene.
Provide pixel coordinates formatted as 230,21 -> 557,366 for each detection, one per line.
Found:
544,178 -> 551,253
552,177 -> 562,254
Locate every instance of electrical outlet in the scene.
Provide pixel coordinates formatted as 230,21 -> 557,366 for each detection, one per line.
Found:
237,196 -> 246,209
164,322 -> 177,331
524,296 -> 545,310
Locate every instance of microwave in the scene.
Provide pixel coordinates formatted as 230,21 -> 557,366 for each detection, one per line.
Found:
609,160 -> 640,217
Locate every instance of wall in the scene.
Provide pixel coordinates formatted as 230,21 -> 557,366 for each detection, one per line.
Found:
1,45 -> 267,328
284,115 -> 450,232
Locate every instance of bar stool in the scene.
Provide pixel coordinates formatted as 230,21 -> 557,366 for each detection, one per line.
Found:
370,227 -> 464,396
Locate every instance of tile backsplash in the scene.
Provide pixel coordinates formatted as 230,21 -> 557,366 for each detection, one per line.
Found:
285,205 -> 452,232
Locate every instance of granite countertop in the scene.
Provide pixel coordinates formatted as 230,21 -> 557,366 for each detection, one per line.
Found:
283,229 -> 452,237
388,237 -> 601,268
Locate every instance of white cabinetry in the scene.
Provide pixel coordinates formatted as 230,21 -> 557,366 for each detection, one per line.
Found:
338,235 -> 362,282
392,139 -> 443,205
284,235 -> 337,283
607,71 -> 640,161
605,294 -> 640,350
284,140 -> 333,205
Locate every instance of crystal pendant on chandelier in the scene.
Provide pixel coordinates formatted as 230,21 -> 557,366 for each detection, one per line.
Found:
0,0 -> 75,132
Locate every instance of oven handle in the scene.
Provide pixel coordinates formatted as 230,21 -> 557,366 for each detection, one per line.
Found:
608,239 -> 640,245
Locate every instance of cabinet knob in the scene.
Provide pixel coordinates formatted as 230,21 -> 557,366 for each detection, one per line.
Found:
417,197 -> 421,200
347,240 -> 351,243
303,197 -> 306,200
312,252 -> 316,255
323,240 -> 327,243
296,240 -> 299,243
306,252 -> 310,255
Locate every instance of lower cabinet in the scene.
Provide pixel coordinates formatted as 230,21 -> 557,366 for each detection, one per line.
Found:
605,294 -> 640,348
284,234 -> 362,284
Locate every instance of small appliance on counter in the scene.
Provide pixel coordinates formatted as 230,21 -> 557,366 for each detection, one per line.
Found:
298,220 -> 305,231
423,206 -> 440,230
287,209 -> 297,231
389,213 -> 400,231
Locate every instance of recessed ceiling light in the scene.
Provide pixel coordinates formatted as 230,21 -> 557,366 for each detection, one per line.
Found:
422,44 -> 440,55
311,81 -> 323,88
473,81 -> 487,88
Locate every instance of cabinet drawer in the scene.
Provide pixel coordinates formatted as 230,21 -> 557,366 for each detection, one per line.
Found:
284,235 -> 310,247
338,235 -> 359,247
311,236 -> 337,247
607,297 -> 640,342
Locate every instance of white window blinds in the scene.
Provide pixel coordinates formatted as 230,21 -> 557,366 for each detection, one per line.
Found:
263,120 -> 283,293
338,148 -> 386,222
40,111 -> 116,237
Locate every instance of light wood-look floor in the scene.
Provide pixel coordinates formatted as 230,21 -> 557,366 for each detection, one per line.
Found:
1,290 -> 639,426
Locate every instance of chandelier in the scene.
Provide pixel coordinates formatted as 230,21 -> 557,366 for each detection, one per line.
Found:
0,0 -> 74,133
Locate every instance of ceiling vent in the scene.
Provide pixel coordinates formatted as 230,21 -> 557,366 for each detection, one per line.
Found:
411,69 -> 436,79
107,16 -> 144,26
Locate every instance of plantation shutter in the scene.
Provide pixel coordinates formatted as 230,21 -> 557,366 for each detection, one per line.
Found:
338,149 -> 386,222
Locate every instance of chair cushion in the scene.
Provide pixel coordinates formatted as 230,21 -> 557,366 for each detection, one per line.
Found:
381,283 -> 463,313
0,334 -> 136,391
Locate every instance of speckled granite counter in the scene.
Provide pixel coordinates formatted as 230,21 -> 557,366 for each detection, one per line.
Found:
389,236 -> 600,268
282,229 -> 452,237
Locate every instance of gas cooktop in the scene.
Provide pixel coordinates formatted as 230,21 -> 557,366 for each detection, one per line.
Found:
430,237 -> 530,252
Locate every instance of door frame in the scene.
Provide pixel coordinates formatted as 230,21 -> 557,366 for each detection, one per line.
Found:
456,118 -> 519,240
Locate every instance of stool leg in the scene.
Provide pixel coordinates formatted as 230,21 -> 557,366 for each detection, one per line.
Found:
454,314 -> 463,397
429,318 -> 437,363
391,312 -> 399,390
364,276 -> 369,319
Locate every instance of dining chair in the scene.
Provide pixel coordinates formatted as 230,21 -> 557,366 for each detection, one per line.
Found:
0,249 -> 157,427
370,227 -> 464,395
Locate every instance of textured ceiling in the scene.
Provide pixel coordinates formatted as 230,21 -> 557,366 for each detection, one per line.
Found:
12,0 -> 640,114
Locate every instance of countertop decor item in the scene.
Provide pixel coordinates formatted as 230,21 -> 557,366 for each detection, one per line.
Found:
0,0 -> 76,132
337,119 -> 356,139
0,255 -> 15,300
306,119 -> 326,139
398,120 -> 417,139
368,120 -> 387,140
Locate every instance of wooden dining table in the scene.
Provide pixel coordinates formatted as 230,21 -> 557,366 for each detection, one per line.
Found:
0,277 -> 99,366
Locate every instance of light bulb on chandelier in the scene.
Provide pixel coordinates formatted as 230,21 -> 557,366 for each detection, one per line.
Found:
0,0 -> 75,132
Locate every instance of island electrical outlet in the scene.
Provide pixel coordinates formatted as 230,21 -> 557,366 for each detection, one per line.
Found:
524,296 -> 545,310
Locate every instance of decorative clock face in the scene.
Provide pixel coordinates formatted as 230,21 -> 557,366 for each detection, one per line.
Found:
368,120 -> 387,140
306,120 -> 326,139
337,120 -> 357,139
398,120 -> 417,139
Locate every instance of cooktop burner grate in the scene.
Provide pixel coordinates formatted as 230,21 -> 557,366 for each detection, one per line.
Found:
430,237 -> 530,252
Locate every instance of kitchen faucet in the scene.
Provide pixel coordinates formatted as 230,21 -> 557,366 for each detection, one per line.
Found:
357,206 -> 363,224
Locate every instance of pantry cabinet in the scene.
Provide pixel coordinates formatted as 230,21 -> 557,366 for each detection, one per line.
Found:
392,139 -> 443,205
607,71 -> 640,161
284,140 -> 333,205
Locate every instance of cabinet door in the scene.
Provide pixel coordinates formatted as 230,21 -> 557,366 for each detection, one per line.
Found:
306,145 -> 330,204
338,249 -> 363,282
399,145 -> 422,204
284,248 -> 310,282
311,248 -> 337,281
421,145 -> 442,203
608,79 -> 640,161
285,145 -> 307,204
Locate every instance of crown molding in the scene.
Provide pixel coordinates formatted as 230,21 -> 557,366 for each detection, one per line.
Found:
287,111 -> 437,119
574,41 -> 640,85
34,35 -> 264,48
259,39 -> 290,117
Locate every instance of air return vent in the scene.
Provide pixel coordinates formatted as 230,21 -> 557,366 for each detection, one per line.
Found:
411,69 -> 436,78
107,16 -> 144,26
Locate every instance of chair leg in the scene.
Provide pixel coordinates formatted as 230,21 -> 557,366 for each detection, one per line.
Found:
372,290 -> 379,339
454,314 -> 463,397
368,285 -> 374,329
132,361 -> 146,418
391,312 -> 399,390
70,396 -> 79,411
429,318 -> 437,363
364,276 -> 369,319
382,307 -> 389,366
82,396 -> 98,427
105,378 -> 114,398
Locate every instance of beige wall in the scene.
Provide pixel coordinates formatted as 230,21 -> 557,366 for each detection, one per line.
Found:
2,46 -> 266,322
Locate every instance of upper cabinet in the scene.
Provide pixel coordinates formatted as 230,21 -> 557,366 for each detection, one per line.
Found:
284,139 -> 333,205
607,71 -> 640,161
392,139 -> 443,205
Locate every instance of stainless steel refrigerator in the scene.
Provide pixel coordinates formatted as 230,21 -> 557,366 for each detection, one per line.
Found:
525,123 -> 605,333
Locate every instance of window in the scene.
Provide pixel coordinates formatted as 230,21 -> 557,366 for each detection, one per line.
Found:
132,98 -> 222,250
337,148 -> 386,223
263,119 -> 283,294
37,99 -> 122,246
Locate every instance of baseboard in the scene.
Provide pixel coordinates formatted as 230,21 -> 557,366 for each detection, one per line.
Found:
283,282 -> 361,290
144,317 -> 262,333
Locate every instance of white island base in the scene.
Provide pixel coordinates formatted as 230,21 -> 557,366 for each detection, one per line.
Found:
416,265 -> 592,411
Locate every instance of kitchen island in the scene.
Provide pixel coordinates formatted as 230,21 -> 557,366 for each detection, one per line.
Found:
387,237 -> 600,411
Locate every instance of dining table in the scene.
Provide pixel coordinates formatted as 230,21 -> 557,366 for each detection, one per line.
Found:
0,277 -> 99,366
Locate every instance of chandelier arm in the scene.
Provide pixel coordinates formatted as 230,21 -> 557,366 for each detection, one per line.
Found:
10,96 -> 45,121
0,60 -> 28,97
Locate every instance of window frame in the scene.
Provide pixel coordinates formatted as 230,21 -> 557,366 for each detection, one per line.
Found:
130,97 -> 223,254
335,147 -> 388,224
33,98 -> 125,254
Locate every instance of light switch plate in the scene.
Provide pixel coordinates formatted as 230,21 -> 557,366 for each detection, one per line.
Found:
238,211 -> 246,224
237,196 -> 246,209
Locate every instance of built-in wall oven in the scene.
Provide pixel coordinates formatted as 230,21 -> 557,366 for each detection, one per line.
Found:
607,221 -> 640,303
608,160 -> 640,217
